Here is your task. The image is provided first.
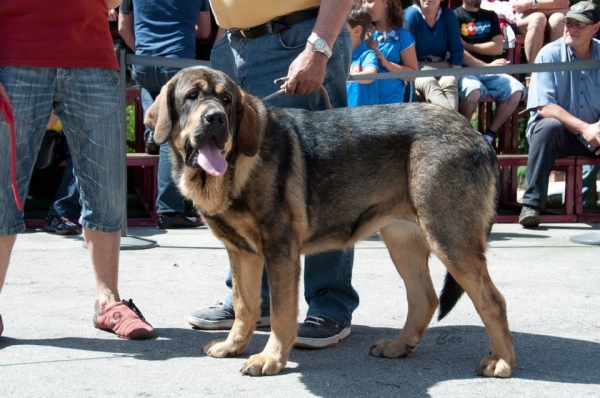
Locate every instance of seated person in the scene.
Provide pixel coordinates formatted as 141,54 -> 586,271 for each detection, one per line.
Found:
455,0 -> 527,146
347,4 -> 380,106
483,0 -> 570,63
404,0 -> 463,110
519,1 -> 600,227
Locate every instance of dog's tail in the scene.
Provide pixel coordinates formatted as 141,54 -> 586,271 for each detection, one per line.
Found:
438,272 -> 464,321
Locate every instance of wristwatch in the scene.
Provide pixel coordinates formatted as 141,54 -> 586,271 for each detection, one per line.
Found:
532,0 -> 539,10
307,34 -> 332,59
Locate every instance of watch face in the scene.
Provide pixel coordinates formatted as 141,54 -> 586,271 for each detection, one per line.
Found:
314,38 -> 326,51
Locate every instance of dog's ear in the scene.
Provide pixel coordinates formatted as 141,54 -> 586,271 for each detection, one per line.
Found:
237,93 -> 261,157
145,79 -> 176,145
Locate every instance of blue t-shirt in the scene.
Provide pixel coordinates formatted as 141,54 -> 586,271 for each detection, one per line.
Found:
403,5 -> 463,67
347,42 -> 380,107
370,27 -> 415,104
526,37 -> 600,152
127,0 -> 210,59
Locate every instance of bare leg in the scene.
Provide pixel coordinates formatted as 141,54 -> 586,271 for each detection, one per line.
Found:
489,91 -> 523,133
517,13 -> 547,63
458,89 -> 481,122
83,227 -> 120,309
0,235 -> 18,294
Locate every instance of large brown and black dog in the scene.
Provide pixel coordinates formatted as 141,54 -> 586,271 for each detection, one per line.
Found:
145,66 -> 515,377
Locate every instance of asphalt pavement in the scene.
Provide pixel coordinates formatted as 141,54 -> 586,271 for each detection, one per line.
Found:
1,223 -> 599,397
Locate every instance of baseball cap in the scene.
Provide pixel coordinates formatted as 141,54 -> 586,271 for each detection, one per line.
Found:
564,1 -> 600,24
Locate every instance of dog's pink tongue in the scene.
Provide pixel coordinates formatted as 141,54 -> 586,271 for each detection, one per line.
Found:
197,141 -> 228,176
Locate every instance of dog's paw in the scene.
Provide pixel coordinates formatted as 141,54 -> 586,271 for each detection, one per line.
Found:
240,354 -> 285,376
369,339 -> 416,358
476,356 -> 512,378
203,339 -> 242,358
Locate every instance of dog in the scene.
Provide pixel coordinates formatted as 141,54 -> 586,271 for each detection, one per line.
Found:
145,66 -> 515,378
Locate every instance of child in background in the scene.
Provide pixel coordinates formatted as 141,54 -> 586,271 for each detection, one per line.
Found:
364,0 -> 418,104
347,5 -> 380,107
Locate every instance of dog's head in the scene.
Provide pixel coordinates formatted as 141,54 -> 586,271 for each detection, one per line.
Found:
145,66 -> 264,177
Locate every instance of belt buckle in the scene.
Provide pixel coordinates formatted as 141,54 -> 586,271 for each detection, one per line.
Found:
239,28 -> 251,38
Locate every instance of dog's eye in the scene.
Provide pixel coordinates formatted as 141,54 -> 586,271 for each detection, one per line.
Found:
187,90 -> 199,100
221,94 -> 231,104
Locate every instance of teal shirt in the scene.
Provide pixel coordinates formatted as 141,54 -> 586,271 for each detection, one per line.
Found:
347,42 -> 380,107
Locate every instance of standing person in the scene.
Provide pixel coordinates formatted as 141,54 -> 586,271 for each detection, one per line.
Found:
364,0 -> 418,104
347,4 -> 381,106
42,114 -> 82,235
118,0 -> 212,229
455,0 -> 526,146
188,0 -> 360,349
404,0 -> 463,110
0,0 -> 154,339
519,1 -> 600,228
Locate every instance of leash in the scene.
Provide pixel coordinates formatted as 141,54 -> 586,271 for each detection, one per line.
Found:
0,97 -> 24,211
262,77 -> 333,110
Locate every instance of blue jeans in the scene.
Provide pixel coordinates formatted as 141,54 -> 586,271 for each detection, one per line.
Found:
213,18 -> 359,327
459,74 -> 526,102
0,67 -> 124,235
133,66 -> 186,214
48,154 -> 81,219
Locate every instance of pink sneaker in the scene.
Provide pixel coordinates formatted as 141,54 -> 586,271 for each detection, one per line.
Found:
93,299 -> 154,340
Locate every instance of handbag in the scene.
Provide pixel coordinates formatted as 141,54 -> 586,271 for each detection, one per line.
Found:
35,130 -> 68,169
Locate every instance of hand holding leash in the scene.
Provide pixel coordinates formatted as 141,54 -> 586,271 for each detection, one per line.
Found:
263,77 -> 332,110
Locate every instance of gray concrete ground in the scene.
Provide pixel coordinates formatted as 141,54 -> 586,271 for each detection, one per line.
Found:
1,223 -> 599,397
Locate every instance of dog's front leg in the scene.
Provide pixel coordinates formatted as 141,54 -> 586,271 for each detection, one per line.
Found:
203,249 -> 263,359
240,250 -> 301,376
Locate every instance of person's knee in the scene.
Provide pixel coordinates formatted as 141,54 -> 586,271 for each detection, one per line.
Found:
465,89 -> 481,106
527,13 -> 548,32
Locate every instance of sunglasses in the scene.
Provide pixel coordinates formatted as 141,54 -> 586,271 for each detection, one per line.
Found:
563,19 -> 594,29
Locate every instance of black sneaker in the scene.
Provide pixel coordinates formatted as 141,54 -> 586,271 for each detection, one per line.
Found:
294,316 -> 351,349
519,205 -> 540,228
145,131 -> 159,155
158,212 -> 201,229
44,215 -> 81,235
188,302 -> 270,330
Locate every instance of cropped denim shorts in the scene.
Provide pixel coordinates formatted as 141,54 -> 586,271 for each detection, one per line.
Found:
0,67 -> 125,235
459,73 -> 526,102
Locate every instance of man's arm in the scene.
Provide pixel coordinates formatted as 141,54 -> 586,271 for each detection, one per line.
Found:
282,0 -> 354,96
118,9 -> 136,51
195,11 -> 212,40
462,34 -> 504,57
108,0 -> 123,10
538,104 -> 600,150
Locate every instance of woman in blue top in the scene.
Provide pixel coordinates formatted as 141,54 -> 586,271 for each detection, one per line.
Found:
364,0 -> 418,104
404,0 -> 463,110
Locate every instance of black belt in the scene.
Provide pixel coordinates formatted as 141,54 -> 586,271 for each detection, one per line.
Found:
229,7 -> 319,39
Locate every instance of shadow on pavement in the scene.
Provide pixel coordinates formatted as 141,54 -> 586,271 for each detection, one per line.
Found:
1,325 -> 598,396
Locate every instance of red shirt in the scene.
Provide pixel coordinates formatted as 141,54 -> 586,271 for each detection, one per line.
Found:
0,0 -> 118,69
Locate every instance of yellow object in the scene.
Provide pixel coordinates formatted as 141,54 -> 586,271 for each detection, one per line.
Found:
50,119 -> 62,132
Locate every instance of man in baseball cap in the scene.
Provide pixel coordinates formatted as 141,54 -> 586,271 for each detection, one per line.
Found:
564,1 -> 600,25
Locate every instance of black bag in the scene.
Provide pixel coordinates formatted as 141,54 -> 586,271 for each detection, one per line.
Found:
35,130 -> 68,169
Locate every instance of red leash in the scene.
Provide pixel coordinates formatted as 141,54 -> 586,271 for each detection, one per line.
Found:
0,97 -> 24,211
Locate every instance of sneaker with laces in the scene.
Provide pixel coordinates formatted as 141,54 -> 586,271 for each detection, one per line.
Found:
519,205 -> 540,228
188,302 -> 270,330
44,215 -> 80,235
93,299 -> 154,340
294,316 -> 351,349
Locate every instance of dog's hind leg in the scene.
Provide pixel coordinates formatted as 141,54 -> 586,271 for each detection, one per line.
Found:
424,224 -> 515,377
370,220 -> 438,358
203,249 -> 263,360
240,249 -> 301,376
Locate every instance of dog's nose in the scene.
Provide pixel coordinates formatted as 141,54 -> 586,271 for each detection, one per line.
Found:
203,109 -> 226,127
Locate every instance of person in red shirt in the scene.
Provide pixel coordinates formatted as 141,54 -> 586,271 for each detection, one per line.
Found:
0,0 -> 153,339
